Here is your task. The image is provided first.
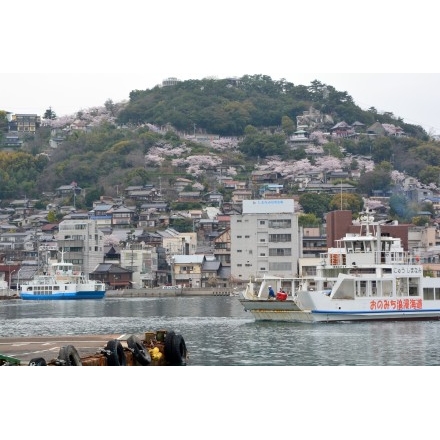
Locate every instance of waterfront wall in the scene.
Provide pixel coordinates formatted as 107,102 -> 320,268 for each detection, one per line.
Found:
106,287 -> 235,298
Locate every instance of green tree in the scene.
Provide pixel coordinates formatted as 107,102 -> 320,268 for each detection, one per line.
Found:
238,130 -> 286,159
281,115 -> 295,136
298,213 -> 321,227
329,193 -> 363,214
43,107 -> 57,120
298,193 -> 332,219
419,165 -> 440,186
47,210 -> 57,223
412,216 -> 431,226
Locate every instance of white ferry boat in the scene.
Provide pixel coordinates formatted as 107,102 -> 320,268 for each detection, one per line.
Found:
19,253 -> 106,300
239,212 -> 440,322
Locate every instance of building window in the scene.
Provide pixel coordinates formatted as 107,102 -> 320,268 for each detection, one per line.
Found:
269,219 -> 291,228
269,262 -> 292,271
269,234 -> 292,243
269,248 -> 292,256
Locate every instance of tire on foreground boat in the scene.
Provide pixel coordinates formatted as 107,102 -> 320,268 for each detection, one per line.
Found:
127,334 -> 151,365
57,345 -> 83,366
105,339 -> 127,366
28,357 -> 47,366
164,331 -> 188,366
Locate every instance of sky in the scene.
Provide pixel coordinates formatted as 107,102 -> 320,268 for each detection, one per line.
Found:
2,1 -> 440,134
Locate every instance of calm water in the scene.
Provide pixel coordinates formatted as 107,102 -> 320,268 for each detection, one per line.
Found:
1,295 -> 440,366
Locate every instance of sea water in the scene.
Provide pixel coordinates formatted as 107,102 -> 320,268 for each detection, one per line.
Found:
1,295 -> 440,366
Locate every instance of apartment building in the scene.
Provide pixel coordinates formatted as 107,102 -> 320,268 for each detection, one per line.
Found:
57,219 -> 105,275
120,242 -> 159,288
230,199 -> 300,280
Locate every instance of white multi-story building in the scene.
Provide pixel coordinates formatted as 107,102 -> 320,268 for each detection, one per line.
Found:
57,219 -> 105,275
230,199 -> 300,281
120,243 -> 159,288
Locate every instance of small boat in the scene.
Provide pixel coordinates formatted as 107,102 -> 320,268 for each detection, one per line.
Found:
19,253 -> 106,300
0,329 -> 188,366
239,211 -> 440,323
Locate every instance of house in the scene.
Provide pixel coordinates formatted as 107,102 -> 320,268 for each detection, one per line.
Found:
201,257 -> 223,287
90,263 -> 133,290
2,134 -> 22,148
124,186 -> 158,202
178,191 -> 201,202
8,114 -> 41,133
110,205 -> 135,229
174,178 -> 193,193
366,122 -> 405,137
251,170 -> 278,184
231,189 -> 252,204
330,121 -> 355,137
171,254 -> 205,287
56,183 -> 82,197
213,228 -> 231,266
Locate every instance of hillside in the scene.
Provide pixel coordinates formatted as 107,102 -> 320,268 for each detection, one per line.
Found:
0,74 -> 438,212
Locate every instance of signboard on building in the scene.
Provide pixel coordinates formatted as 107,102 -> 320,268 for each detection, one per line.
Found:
242,199 -> 294,214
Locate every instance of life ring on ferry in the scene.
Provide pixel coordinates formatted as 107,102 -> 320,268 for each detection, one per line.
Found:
105,339 -> 127,366
164,331 -> 187,366
28,357 -> 47,366
127,334 -> 151,366
57,345 -> 82,366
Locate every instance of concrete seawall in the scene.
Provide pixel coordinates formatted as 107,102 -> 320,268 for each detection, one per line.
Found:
106,287 -> 236,298
0,288 -> 237,301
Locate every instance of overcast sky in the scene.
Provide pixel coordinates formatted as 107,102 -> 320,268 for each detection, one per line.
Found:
2,1 -> 439,134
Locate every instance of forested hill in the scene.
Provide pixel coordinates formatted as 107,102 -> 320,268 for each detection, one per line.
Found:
117,74 -> 427,139
0,74 -> 437,209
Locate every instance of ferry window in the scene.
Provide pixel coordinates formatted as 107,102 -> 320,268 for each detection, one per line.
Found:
436,288 -> 440,300
424,288 -> 434,300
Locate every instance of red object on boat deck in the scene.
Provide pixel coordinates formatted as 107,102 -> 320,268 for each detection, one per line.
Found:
276,291 -> 287,301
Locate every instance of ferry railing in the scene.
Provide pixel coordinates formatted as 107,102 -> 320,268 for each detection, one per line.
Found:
320,250 -> 416,266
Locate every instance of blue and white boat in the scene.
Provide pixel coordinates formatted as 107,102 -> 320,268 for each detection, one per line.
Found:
19,255 -> 106,300
239,211 -> 440,322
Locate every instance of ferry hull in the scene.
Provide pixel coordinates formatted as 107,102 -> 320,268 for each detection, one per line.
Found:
240,299 -> 440,322
20,291 -> 105,300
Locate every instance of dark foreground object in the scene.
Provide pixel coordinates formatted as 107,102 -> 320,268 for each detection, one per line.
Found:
0,329 -> 188,366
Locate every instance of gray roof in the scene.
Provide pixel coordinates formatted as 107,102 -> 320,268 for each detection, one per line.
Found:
202,260 -> 221,271
173,255 -> 205,264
